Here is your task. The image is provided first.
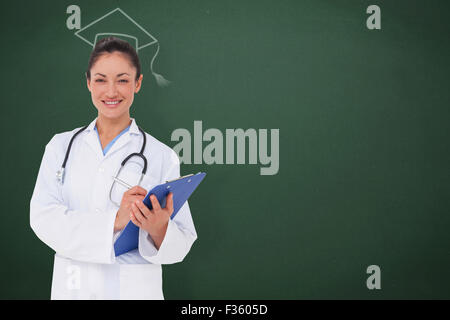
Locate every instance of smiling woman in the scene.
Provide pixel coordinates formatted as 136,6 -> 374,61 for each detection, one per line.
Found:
86,39 -> 143,144
29,37 -> 198,300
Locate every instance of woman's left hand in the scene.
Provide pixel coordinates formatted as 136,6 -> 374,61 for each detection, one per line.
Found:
130,193 -> 174,250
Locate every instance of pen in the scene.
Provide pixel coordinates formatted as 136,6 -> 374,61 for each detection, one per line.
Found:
112,176 -> 132,189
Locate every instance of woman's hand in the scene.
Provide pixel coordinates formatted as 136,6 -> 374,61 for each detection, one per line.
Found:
130,192 -> 174,250
114,186 -> 148,232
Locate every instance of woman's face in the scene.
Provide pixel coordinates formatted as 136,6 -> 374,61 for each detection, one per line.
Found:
87,51 -> 143,121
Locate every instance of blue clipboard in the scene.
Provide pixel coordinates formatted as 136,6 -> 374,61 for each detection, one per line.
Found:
114,172 -> 206,257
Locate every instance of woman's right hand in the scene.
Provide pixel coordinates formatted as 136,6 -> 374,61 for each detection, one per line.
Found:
114,186 -> 148,232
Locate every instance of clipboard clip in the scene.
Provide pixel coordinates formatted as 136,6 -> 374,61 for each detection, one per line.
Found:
165,172 -> 203,183
165,173 -> 194,183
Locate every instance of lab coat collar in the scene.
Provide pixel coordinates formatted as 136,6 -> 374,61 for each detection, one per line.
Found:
83,117 -> 142,160
84,117 -> 141,135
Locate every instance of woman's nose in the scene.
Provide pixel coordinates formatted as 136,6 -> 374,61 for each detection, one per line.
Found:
106,83 -> 118,97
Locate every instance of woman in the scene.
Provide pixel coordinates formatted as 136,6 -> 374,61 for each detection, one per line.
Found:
30,37 -> 197,300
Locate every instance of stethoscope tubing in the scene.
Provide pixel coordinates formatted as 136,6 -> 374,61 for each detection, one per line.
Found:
58,123 -> 148,184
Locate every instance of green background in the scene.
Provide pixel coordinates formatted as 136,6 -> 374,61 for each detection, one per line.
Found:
1,0 -> 449,299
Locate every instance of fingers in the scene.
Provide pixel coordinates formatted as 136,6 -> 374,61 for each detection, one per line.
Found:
129,195 -> 145,205
130,194 -> 173,232
150,194 -> 161,211
166,192 -> 174,213
131,202 -> 146,224
135,200 -> 152,218
151,193 -> 173,219
130,210 -> 141,227
127,186 -> 147,196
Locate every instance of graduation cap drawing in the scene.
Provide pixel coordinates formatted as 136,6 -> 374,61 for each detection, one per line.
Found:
74,8 -> 170,87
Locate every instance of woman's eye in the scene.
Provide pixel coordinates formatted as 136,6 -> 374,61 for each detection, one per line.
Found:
95,79 -> 105,82
119,79 -> 129,83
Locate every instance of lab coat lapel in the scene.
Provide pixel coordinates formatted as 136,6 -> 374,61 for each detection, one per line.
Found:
104,118 -> 141,158
83,119 -> 104,160
81,117 -> 139,160
104,132 -> 132,158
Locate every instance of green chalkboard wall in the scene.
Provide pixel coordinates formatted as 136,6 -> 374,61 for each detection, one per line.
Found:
0,0 -> 449,299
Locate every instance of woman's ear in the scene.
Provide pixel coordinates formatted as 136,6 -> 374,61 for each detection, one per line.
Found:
135,74 -> 144,93
86,75 -> 91,92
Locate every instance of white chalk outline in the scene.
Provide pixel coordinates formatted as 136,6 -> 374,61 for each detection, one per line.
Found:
74,7 -> 170,86
74,7 -> 157,51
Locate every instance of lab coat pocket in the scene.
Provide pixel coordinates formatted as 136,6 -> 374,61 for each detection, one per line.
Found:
110,169 -> 145,204
51,254 -> 91,300
119,264 -> 163,300
57,181 -> 66,205
110,169 -> 159,205
140,172 -> 160,192
60,178 -> 74,209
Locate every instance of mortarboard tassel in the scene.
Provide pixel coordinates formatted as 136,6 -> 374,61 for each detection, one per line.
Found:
150,42 -> 171,87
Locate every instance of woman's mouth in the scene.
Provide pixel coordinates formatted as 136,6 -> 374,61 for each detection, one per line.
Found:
102,100 -> 123,108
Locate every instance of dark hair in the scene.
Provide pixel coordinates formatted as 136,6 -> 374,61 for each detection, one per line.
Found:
86,37 -> 141,81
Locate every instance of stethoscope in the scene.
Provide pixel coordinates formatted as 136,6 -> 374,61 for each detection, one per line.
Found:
56,124 -> 148,207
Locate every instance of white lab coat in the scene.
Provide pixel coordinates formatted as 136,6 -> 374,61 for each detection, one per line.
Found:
30,117 -> 197,300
